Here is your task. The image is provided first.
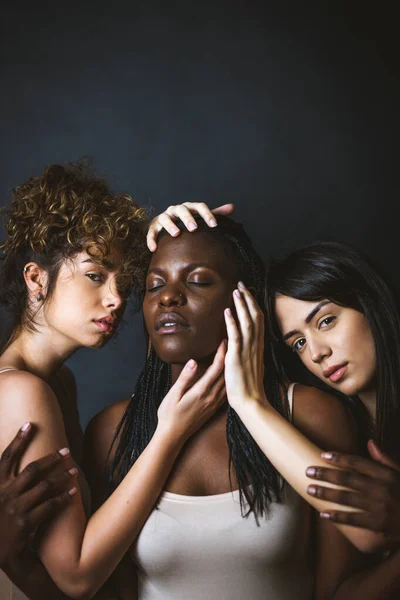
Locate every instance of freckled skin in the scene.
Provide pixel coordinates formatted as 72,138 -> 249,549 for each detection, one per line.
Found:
275,295 -> 377,398
143,232 -> 238,366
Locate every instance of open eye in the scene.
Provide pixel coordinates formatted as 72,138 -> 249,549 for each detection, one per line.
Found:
319,316 -> 336,329
292,338 -> 306,353
86,272 -> 104,283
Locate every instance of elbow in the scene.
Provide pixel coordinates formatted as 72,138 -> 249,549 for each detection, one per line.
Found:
350,530 -> 387,554
55,575 -> 101,600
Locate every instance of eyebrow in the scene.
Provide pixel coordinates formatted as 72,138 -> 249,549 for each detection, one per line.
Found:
81,257 -> 114,271
282,300 -> 331,341
146,262 -> 215,276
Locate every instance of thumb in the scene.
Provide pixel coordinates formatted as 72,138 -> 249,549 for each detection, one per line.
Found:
368,439 -> 400,471
170,360 -> 198,397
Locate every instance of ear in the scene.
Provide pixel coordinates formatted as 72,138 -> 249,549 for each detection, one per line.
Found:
23,262 -> 49,302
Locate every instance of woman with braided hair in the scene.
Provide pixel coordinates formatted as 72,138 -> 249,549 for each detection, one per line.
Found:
0,162 -> 232,599
85,215 -> 380,599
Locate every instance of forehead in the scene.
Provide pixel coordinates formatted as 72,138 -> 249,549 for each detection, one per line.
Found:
275,295 -> 324,332
148,231 -> 239,277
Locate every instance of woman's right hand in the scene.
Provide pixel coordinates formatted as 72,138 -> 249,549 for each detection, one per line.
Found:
157,340 -> 227,442
0,422 -> 77,567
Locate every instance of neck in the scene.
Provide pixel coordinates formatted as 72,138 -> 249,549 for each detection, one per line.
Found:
358,388 -> 377,423
170,356 -> 214,385
2,326 -> 79,380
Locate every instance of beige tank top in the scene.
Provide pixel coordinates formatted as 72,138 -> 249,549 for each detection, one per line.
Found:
0,367 -> 91,600
131,383 -> 314,600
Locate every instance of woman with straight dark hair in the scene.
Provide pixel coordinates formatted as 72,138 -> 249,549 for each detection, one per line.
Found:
266,241 -> 400,538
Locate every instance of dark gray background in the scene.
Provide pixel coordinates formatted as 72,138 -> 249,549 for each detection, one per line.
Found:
1,1 -> 398,428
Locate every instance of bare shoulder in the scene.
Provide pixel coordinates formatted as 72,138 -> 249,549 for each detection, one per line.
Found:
291,384 -> 358,453
0,370 -> 67,459
83,398 -> 130,507
84,398 -> 130,454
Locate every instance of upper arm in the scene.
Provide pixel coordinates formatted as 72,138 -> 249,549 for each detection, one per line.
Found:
291,386 -> 376,596
0,372 -> 87,579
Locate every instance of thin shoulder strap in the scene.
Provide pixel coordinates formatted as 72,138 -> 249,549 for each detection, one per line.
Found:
286,382 -> 297,423
0,367 -> 19,375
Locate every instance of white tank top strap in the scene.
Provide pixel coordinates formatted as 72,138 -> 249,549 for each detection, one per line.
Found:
286,382 -> 297,423
0,367 -> 19,375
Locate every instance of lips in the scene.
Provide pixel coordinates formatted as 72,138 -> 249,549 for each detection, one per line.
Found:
323,363 -> 348,383
93,316 -> 117,333
155,312 -> 190,334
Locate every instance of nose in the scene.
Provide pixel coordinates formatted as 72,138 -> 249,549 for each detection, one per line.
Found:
307,337 -> 332,363
159,284 -> 186,307
102,279 -> 124,312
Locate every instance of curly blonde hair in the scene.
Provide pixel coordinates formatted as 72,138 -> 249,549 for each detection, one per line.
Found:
0,161 -> 148,338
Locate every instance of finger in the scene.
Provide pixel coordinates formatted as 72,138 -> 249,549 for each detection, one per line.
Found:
18,466 -> 79,512
224,308 -> 241,352
320,451 -> 396,482
307,484 -> 373,510
27,487 -> 78,530
368,440 -> 400,472
11,448 -> 71,494
211,203 -> 235,216
146,213 -> 181,251
319,510 -> 380,531
0,422 -> 33,478
237,281 -> 265,373
169,359 -> 198,397
181,202 -> 217,228
306,465 -> 370,491
232,289 -> 253,341
190,341 -> 226,396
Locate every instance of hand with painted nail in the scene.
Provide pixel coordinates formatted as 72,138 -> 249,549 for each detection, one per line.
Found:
223,282 -> 267,413
0,422 -> 77,567
306,440 -> 400,547
146,202 -> 235,251
157,341 -> 227,442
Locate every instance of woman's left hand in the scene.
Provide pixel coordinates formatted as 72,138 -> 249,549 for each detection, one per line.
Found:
147,202 -> 234,251
306,440 -> 400,545
223,281 -> 267,413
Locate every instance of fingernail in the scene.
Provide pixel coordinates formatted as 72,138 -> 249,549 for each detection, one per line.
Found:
68,487 -> 78,496
171,227 -> 180,235
59,447 -> 70,457
307,485 -> 317,496
209,218 -> 217,227
68,467 -> 78,476
234,289 -> 241,298
321,452 -> 333,460
225,308 -> 232,317
186,359 -> 197,370
21,421 -> 31,432
188,221 -> 197,231
306,467 -> 316,476
238,281 -> 246,290
320,512 -> 331,519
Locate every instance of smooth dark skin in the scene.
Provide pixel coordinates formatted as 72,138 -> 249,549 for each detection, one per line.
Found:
85,231 -> 378,599
0,423 -> 76,568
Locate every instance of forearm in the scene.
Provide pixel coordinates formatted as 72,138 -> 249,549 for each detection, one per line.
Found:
41,428 -> 183,598
333,548 -> 400,599
4,549 -> 71,600
234,399 -> 383,551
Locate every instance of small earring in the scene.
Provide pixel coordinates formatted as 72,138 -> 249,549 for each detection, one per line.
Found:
23,266 -> 28,273
37,292 -> 44,302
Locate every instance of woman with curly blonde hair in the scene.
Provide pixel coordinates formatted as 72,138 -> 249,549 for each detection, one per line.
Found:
0,162 -> 231,599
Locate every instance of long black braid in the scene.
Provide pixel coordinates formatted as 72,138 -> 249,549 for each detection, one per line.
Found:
108,216 -> 289,520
